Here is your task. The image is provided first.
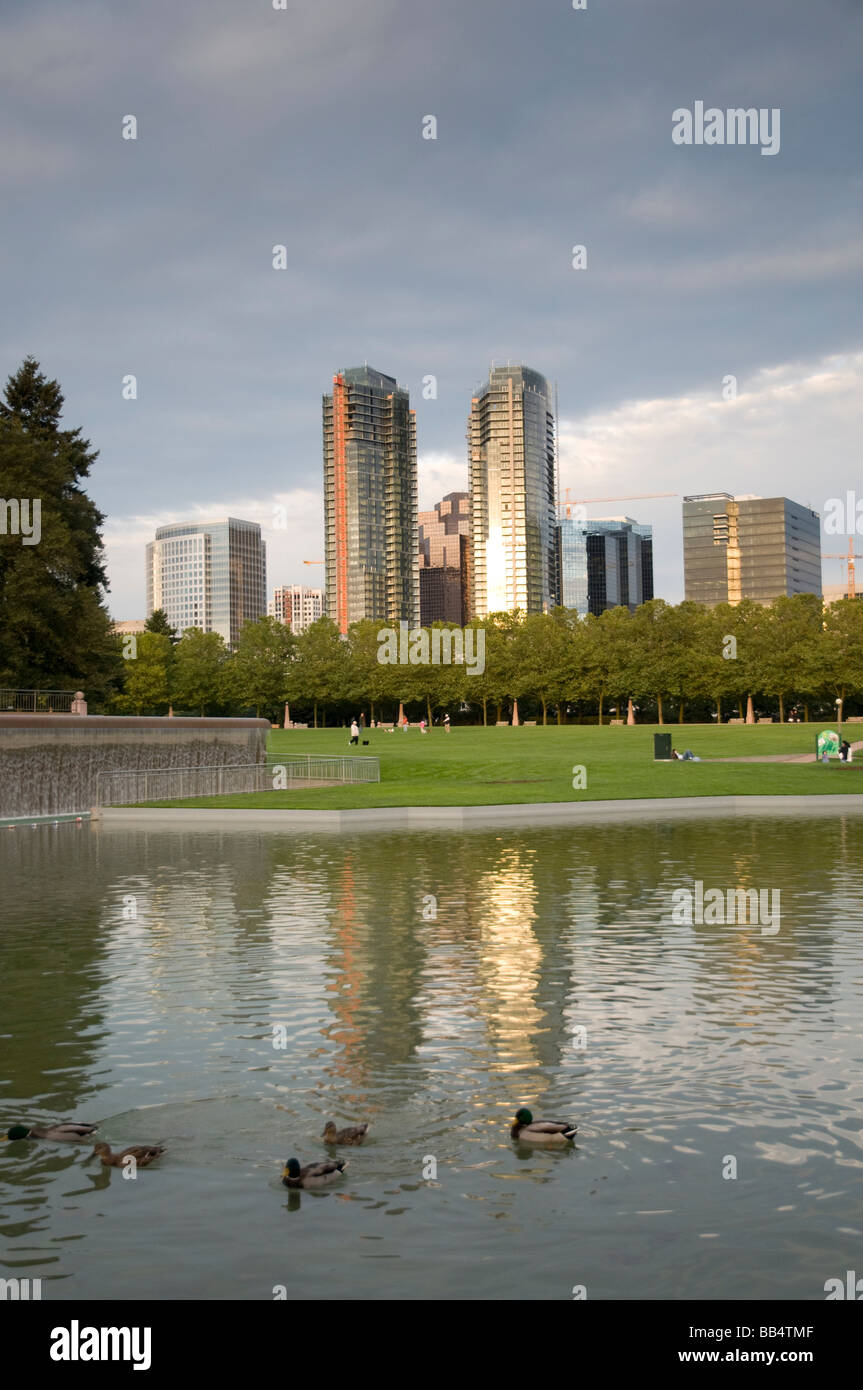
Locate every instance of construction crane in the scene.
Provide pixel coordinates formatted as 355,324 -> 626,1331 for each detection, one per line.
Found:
303,560 -> 324,565
822,538 -> 861,598
560,489 -> 677,518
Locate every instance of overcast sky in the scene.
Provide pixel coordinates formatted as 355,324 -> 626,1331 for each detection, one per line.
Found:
2,0 -> 861,617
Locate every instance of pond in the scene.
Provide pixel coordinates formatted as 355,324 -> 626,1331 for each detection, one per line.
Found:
2,814 -> 862,1300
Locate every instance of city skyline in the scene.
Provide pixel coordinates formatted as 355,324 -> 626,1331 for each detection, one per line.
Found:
3,0 -> 860,619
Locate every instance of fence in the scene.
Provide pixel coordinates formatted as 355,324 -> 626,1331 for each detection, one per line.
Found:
93,756 -> 380,808
0,689 -> 77,713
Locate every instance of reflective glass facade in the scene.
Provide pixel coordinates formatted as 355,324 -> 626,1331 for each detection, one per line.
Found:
556,516 -> 653,616
147,518 -> 266,646
683,494 -> 821,605
323,366 -> 418,631
418,491 -> 471,625
468,365 -> 557,617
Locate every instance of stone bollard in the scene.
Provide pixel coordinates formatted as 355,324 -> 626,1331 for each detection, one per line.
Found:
70,691 -> 88,715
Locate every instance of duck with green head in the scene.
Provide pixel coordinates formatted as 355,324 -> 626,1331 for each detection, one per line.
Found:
510,1108 -> 577,1144
2,1121 -> 98,1143
282,1157 -> 347,1189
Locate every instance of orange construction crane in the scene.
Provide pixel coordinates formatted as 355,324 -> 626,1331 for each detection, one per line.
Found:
822,538 -> 861,598
560,489 -> 677,518
303,560 -> 324,565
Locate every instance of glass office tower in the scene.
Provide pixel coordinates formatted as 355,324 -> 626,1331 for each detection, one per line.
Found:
418,491 -> 471,625
682,494 -> 821,605
146,518 -> 266,646
556,516 -> 654,616
323,366 -> 418,632
468,365 -> 557,617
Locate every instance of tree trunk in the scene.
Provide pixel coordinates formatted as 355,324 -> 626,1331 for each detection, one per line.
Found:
778,693 -> 784,722
598,693 -> 604,726
657,695 -> 663,724
803,703 -> 810,722
557,704 -> 564,725
541,697 -> 547,726
678,701 -> 685,723
427,694 -> 432,725
495,701 -> 502,723
482,697 -> 487,726
313,700 -> 317,729
738,699 -> 744,720
716,698 -> 722,723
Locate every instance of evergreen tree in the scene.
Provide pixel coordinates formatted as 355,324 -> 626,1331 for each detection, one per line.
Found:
145,609 -> 178,643
0,357 -> 120,697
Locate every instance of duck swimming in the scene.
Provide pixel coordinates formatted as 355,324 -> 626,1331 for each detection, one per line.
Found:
510,1108 -> 577,1144
92,1142 -> 165,1168
2,1121 -> 98,1143
282,1157 -> 347,1189
322,1121 -> 368,1146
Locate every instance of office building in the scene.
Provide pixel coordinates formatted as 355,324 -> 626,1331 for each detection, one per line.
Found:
269,585 -> 323,632
418,491 -> 471,625
682,494 -> 821,605
322,365 -> 418,633
556,516 -> 654,616
468,364 -> 557,617
146,518 -> 266,646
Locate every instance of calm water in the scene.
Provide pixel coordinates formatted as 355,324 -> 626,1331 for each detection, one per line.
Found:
2,815 -> 863,1301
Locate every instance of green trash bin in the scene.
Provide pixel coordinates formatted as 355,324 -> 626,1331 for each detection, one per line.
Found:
654,732 -> 672,761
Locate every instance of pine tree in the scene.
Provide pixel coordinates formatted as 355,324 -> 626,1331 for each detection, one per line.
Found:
145,609 -> 178,642
0,357 -> 120,697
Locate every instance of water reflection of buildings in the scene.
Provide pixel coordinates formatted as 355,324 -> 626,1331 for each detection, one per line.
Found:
7,814 -> 861,1140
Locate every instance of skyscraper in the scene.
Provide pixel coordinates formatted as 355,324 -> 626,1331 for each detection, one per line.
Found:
418,491 -> 471,625
682,493 -> 821,605
322,365 -> 418,633
146,518 -> 266,646
468,364 -> 557,617
269,584 -> 323,632
556,516 -> 654,616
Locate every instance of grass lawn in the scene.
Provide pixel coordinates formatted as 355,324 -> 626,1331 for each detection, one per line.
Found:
135,723 -> 863,810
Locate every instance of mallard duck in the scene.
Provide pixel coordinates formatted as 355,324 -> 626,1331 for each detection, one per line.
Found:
510,1108 -> 577,1144
2,1121 -> 98,1143
282,1157 -> 347,1189
92,1141 -> 165,1168
322,1121 -> 368,1146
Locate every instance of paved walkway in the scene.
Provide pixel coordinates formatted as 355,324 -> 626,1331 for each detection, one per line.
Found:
703,739 -> 863,765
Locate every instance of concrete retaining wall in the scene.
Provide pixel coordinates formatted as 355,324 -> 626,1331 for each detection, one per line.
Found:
92,793 -> 863,833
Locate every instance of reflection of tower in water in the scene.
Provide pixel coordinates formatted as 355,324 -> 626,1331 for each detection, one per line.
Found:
316,848 -> 428,1101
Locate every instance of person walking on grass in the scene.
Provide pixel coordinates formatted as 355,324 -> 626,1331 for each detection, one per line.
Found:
444,713 -> 450,733
419,718 -> 427,734
350,718 -> 359,746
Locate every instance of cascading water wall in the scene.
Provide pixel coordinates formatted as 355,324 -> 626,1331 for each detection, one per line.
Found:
0,716 -> 271,819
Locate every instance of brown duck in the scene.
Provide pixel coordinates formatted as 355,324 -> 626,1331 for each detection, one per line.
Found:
322,1121 -> 369,1146
92,1141 -> 165,1168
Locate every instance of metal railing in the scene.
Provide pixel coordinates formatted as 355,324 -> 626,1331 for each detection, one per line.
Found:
0,689 -> 77,713
94,756 -> 380,808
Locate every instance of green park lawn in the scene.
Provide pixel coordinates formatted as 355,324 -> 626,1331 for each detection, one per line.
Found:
137,723 -> 863,810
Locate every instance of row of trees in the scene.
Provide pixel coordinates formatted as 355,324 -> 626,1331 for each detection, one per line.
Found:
112,594 -> 863,726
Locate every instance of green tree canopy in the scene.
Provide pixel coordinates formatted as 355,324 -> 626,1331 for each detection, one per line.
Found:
0,357 -> 120,696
